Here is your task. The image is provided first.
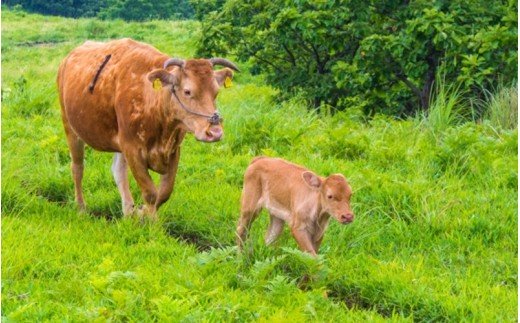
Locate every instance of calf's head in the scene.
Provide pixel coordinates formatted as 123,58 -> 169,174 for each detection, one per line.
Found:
147,57 -> 239,142
302,172 -> 354,224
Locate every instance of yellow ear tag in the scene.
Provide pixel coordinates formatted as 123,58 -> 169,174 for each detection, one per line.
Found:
153,78 -> 162,91
224,76 -> 232,88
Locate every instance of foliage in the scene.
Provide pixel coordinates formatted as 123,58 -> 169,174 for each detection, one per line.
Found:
2,0 -> 194,20
2,10 -> 518,321
98,0 -> 194,21
3,0 -> 104,18
195,0 -> 517,116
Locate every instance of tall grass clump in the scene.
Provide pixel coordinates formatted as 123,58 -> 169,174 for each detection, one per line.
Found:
421,74 -> 464,135
483,84 -> 518,130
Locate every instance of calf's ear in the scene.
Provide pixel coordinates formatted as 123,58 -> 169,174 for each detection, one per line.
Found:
302,171 -> 322,189
147,69 -> 178,87
214,68 -> 234,88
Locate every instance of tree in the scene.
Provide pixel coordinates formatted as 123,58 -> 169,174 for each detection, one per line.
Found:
98,0 -> 194,21
3,0 -> 108,17
3,0 -> 194,20
195,0 -> 517,116
195,0 -> 369,110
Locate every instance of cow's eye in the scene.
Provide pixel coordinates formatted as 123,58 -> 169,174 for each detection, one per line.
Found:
184,89 -> 191,96
327,195 -> 333,199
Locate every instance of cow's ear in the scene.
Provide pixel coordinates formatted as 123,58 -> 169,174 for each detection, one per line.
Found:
214,68 -> 234,88
302,171 -> 322,189
147,69 -> 178,87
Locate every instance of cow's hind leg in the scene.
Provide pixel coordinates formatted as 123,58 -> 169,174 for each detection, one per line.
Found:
265,214 -> 284,245
64,127 -> 86,212
111,153 -> 135,216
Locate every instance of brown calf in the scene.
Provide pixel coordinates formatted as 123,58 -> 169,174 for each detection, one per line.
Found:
237,157 -> 354,256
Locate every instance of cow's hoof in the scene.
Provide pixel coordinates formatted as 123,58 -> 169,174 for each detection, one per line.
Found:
135,205 -> 158,223
77,202 -> 87,213
122,204 -> 135,217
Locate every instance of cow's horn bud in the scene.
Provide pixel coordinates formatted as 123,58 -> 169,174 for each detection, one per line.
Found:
164,58 -> 185,69
209,58 -> 240,72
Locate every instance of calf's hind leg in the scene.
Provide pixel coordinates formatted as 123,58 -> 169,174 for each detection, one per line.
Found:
265,214 -> 284,245
111,153 -> 135,216
236,178 -> 262,249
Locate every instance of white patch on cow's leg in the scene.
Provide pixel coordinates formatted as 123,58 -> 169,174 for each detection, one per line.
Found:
265,214 -> 285,245
111,153 -> 134,216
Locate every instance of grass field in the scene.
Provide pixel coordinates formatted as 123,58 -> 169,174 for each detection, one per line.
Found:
2,9 -> 518,321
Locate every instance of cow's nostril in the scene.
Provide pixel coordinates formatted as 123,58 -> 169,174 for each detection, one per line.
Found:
341,213 -> 354,222
207,127 -> 223,139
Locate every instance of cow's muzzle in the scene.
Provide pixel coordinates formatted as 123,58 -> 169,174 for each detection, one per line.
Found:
206,125 -> 223,141
339,213 -> 354,224
195,125 -> 223,142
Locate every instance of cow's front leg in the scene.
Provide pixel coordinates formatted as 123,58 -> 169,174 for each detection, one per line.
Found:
155,147 -> 181,210
124,151 -> 158,221
313,236 -> 324,254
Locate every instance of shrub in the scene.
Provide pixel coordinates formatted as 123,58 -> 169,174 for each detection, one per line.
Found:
195,0 -> 517,116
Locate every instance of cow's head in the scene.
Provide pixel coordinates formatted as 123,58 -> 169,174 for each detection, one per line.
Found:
147,58 -> 239,142
302,172 -> 354,224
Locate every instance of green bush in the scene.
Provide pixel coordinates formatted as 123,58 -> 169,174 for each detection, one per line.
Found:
3,0 -> 194,20
195,0 -> 517,116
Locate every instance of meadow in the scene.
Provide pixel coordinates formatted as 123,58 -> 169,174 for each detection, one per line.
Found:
2,9 -> 518,321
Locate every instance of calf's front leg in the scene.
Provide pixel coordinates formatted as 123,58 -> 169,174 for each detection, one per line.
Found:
290,224 -> 317,257
313,236 -> 324,253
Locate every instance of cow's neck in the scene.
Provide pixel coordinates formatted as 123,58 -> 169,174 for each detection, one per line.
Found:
146,88 -> 186,157
314,211 -> 331,239
159,93 -> 186,153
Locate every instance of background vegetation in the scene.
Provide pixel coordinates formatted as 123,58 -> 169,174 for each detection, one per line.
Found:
195,0 -> 517,115
3,0 -> 194,20
2,7 -> 518,322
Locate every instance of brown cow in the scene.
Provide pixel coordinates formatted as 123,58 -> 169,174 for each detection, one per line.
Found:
57,38 -> 238,219
237,157 -> 354,256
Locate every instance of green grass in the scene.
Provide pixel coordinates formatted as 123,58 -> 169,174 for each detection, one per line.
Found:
422,74 -> 464,136
2,9 -> 518,321
484,84 -> 518,131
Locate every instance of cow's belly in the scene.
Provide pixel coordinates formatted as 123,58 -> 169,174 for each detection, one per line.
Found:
65,103 -> 120,152
260,195 -> 292,223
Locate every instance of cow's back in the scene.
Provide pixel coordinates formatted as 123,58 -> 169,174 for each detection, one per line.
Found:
57,38 -> 168,151
245,157 -> 311,207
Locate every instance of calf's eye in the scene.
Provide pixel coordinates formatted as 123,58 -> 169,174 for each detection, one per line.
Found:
327,195 -> 333,199
184,89 -> 191,96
